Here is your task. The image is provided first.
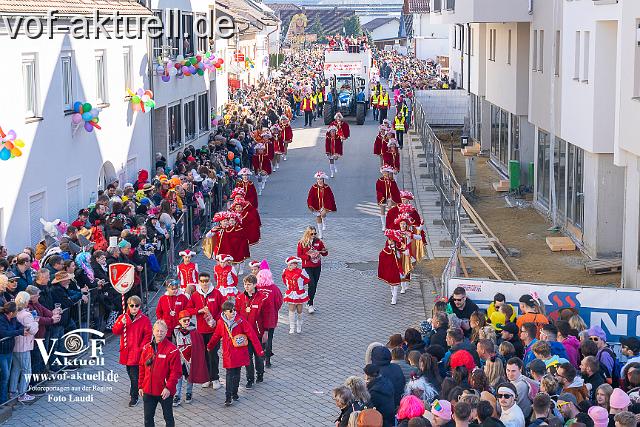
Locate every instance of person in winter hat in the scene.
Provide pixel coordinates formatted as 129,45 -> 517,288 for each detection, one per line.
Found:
588,405 -> 610,427
112,295 -> 152,407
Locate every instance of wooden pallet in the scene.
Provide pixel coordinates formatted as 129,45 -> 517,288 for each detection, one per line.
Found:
585,259 -> 622,275
461,144 -> 481,157
492,180 -> 510,192
546,236 -> 576,252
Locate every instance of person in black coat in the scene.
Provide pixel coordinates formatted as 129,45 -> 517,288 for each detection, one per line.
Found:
364,364 -> 396,427
0,302 -> 25,404
370,345 -> 406,407
430,312 -> 450,350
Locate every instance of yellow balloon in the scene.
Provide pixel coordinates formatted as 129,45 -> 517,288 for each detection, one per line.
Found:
11,147 -> 21,157
14,139 -> 25,148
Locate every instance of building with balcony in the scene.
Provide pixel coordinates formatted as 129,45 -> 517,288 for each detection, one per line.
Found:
401,0 -> 450,60
0,0 -> 153,250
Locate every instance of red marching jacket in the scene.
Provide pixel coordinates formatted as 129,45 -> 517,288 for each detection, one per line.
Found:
281,124 -> 293,143
186,286 -> 224,334
138,338 -> 182,396
376,177 -> 402,205
378,240 -> 402,286
156,292 -> 189,333
235,180 -> 259,208
256,284 -> 283,331
252,152 -> 272,175
382,150 -> 400,172
331,120 -> 350,139
112,311 -> 153,366
297,239 -> 328,268
374,134 -> 384,156
207,315 -> 265,369
176,262 -> 199,290
235,291 -> 266,335
307,184 -> 337,212
325,134 -> 343,157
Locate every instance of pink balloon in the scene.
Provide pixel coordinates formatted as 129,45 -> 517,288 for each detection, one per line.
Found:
71,113 -> 83,124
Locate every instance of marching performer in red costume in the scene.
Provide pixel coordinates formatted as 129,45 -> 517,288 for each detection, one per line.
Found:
386,191 -> 428,259
373,123 -> 391,165
325,125 -> 343,178
306,171 -> 337,239
251,143 -> 272,196
230,193 -> 261,246
376,165 -> 402,230
395,213 -> 419,290
205,212 -> 230,260
282,256 -> 310,334
213,254 -> 239,301
279,115 -> 293,161
331,112 -> 350,141
176,250 -> 199,292
224,212 -> 250,275
270,123 -> 283,171
378,229 -> 406,305
156,280 -> 189,337
248,260 -> 261,276
235,168 -> 259,208
382,138 -> 401,174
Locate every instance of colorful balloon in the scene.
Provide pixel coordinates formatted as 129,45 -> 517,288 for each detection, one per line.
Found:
73,101 -> 83,113
84,122 -> 94,132
82,103 -> 92,113
71,113 -> 82,124
227,151 -> 234,160
82,112 -> 92,121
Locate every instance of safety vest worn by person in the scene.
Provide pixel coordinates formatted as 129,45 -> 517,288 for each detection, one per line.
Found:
316,90 -> 324,103
302,97 -> 315,111
400,104 -> 408,117
394,115 -> 405,131
371,93 -> 379,108
378,93 -> 389,109
294,94 -> 301,103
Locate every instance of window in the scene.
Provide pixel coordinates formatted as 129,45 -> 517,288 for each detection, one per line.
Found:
196,13 -> 208,53
198,93 -> 209,133
567,144 -> 584,229
538,30 -> 544,72
537,130 -> 550,207
533,30 -> 538,70
491,104 -> 499,158
500,109 -> 509,166
184,98 -> 196,140
554,30 -> 561,76
167,9 -> 180,58
489,29 -> 497,61
123,47 -> 132,92
29,191 -> 46,247
582,31 -> 590,83
95,50 -> 108,104
61,55 -> 74,111
168,103 -> 182,151
510,114 -> 520,163
182,13 -> 194,57
507,29 -> 512,65
470,27 -> 474,56
22,54 -> 38,118
554,138 -> 567,218
152,10 -> 163,61
574,31 -> 581,80
66,178 -> 81,223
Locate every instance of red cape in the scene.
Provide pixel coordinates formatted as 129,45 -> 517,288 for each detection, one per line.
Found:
307,184 -> 337,212
376,177 -> 401,205
236,181 -> 259,208
331,120 -> 350,139
252,153 -> 272,175
378,242 -> 401,285
325,135 -> 343,156
186,329 -> 209,384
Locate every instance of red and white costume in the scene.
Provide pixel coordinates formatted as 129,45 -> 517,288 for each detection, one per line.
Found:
231,196 -> 261,246
214,254 -> 239,300
172,313 -> 210,385
271,124 -> 285,154
331,116 -> 350,140
235,290 -> 267,336
373,124 -> 391,156
176,250 -> 199,291
376,167 -> 402,205
378,231 -> 403,286
325,126 -> 343,158
252,143 -> 272,175
280,117 -> 293,144
235,169 -> 259,208
156,291 -> 189,332
307,181 -> 337,213
382,139 -> 400,173
282,261 -> 310,304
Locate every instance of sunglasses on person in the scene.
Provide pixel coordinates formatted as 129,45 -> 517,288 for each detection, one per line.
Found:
589,337 -> 600,342
497,393 -> 514,400
557,401 -> 571,408
453,297 -> 465,302
199,278 -> 210,283
129,304 -> 140,308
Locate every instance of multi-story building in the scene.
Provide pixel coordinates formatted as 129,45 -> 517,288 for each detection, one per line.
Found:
0,0 -> 153,250
427,0 -> 640,288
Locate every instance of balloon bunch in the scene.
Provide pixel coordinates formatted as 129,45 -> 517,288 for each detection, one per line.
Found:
71,102 -> 101,132
227,151 -> 241,172
0,127 -> 26,161
127,88 -> 155,113
156,51 -> 224,83
245,58 -> 255,69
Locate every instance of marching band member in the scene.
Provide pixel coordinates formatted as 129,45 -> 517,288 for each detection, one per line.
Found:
382,138 -> 401,175
251,143 -> 272,196
282,257 -> 310,334
378,229 -> 404,305
331,112 -> 350,141
270,123 -> 283,171
376,165 -> 402,230
373,123 -> 390,163
306,171 -> 337,239
248,260 -> 261,276
279,115 -> 293,161
172,311 -> 209,406
156,280 -> 189,338
225,212 -> 250,275
325,125 -> 343,178
230,194 -> 261,246
235,168 -> 259,208
176,250 -> 199,292
213,254 -> 239,302
395,213 -> 419,292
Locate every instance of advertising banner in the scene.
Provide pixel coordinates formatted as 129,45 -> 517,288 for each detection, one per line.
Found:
447,277 -> 640,342
324,62 -> 363,74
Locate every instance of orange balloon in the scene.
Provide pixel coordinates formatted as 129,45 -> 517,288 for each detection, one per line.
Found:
227,151 -> 234,160
4,141 -> 14,150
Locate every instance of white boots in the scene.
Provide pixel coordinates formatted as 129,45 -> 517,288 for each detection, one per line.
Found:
391,286 -> 398,305
380,215 -> 386,231
329,161 -> 338,178
329,163 -> 335,178
289,311 -> 303,334
321,218 -> 326,230
400,282 -> 409,294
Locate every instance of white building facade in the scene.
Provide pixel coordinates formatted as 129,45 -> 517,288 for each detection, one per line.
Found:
0,0 -> 153,250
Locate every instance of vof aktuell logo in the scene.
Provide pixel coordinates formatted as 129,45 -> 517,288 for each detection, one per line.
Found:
35,328 -> 106,368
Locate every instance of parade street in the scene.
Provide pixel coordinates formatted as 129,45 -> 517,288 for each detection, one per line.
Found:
5,111 -> 430,426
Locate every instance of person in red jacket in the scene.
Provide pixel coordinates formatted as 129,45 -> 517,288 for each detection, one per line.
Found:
282,256 -> 310,334
307,171 -> 337,239
207,300 -> 264,407
138,319 -> 181,427
251,143 -> 272,196
186,272 -> 223,390
235,275 -> 266,388
296,226 -> 328,313
255,261 -> 283,368
176,250 -> 198,292
378,230 -> 404,305
382,138 -> 401,174
214,254 -> 239,301
279,115 -> 293,161
376,165 -> 402,231
112,295 -> 152,407
325,125 -> 343,178
235,168 -> 259,208
156,280 -> 189,338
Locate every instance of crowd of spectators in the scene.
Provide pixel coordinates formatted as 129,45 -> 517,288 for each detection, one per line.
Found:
332,287 -> 640,427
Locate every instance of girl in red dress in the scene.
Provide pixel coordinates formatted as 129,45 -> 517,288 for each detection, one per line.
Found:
235,168 -> 259,208
378,229 -> 404,305
282,256 -> 310,334
214,254 -> 239,301
325,126 -> 343,178
270,124 -> 284,171
306,171 -> 337,239
382,138 -> 401,174
330,112 -> 350,140
376,165 -> 402,230
394,213 -> 420,291
224,212 -> 250,275
206,212 -> 230,260
251,143 -> 272,196
230,196 -> 261,246
279,115 -> 293,161
373,124 -> 391,165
